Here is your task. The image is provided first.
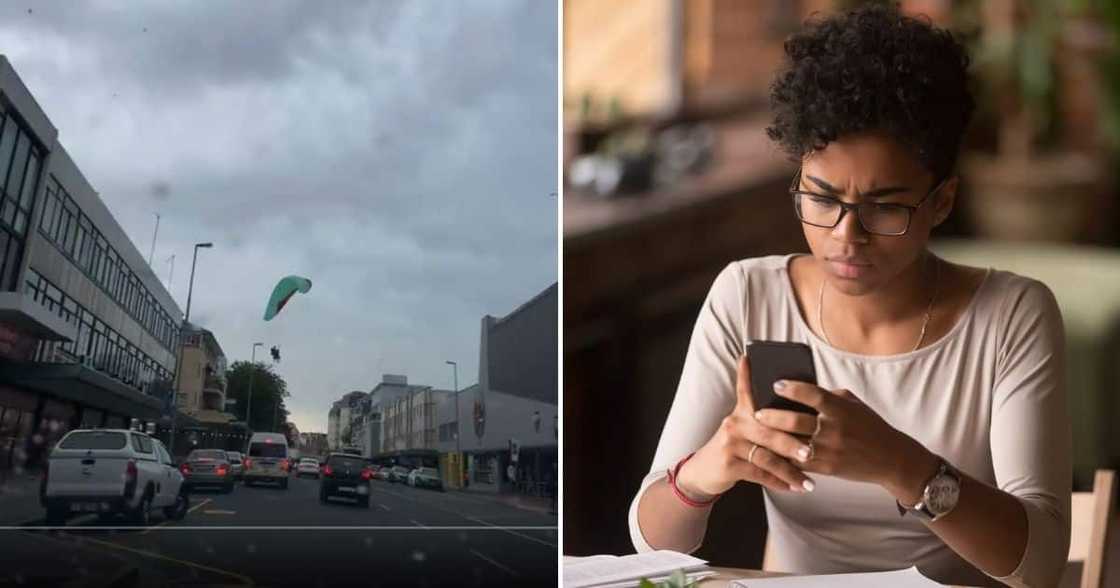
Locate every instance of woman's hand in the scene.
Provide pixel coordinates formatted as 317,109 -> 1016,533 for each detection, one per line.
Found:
675,356 -> 817,500
757,380 -> 932,492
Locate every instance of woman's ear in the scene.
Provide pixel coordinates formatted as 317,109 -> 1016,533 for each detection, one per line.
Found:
933,176 -> 958,228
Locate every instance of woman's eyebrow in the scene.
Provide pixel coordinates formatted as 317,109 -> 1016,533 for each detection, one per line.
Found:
805,174 -> 910,199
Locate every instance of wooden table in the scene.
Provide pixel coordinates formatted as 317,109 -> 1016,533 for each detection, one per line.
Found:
698,567 -> 788,586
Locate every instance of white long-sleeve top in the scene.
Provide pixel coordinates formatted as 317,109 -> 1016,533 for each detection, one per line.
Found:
628,254 -> 1072,588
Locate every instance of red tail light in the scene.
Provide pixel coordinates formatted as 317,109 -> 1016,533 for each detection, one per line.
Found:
280,459 -> 290,472
360,468 -> 373,481
322,465 -> 333,477
216,465 -> 228,476
243,458 -> 252,469
180,463 -> 191,475
124,459 -> 139,498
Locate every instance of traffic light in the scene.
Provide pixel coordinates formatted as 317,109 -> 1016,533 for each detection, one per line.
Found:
271,346 -> 280,362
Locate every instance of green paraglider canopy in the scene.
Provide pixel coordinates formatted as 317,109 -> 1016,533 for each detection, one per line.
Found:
264,275 -> 312,321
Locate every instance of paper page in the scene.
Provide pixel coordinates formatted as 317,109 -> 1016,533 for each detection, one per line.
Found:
729,566 -> 945,587
588,570 -> 720,588
564,555 -> 619,566
563,550 -> 709,588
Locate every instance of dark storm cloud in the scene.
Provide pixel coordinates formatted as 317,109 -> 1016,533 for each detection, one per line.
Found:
0,0 -> 557,431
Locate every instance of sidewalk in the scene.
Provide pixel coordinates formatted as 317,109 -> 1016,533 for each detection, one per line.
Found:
459,488 -> 557,516
0,470 -> 43,526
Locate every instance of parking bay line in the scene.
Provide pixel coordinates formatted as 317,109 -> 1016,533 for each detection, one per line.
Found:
470,549 -> 520,578
377,503 -> 391,511
140,498 -> 212,535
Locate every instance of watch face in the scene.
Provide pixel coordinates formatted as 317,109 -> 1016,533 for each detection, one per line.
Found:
925,474 -> 960,514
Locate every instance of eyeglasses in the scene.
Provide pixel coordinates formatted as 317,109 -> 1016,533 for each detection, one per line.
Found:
789,167 -> 946,236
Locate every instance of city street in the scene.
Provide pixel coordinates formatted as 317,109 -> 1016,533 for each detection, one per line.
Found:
0,475 -> 558,587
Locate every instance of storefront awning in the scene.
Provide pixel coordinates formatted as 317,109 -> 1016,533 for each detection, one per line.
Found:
0,359 -> 163,420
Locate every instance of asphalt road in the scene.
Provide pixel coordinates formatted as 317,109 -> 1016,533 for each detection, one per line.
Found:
0,474 -> 558,587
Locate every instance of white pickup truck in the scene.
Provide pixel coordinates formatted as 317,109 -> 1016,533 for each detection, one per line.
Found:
40,429 -> 189,526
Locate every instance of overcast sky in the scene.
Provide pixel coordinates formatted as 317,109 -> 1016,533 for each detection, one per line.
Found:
0,1 -> 557,433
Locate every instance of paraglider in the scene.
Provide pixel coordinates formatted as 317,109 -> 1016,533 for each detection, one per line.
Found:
263,275 -> 312,321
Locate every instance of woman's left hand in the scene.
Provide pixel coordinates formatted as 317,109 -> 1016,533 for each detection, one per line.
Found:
755,379 -> 930,489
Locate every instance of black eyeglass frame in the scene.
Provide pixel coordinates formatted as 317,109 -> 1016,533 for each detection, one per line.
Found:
788,166 -> 948,236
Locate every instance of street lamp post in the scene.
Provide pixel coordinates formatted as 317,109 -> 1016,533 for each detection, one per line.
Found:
245,342 -> 264,432
445,360 -> 460,488
168,242 -> 213,458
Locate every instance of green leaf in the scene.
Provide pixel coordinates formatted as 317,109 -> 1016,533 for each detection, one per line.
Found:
638,579 -> 659,588
669,569 -> 688,588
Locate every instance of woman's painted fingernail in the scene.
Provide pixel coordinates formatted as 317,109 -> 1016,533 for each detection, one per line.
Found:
773,380 -> 786,391
789,483 -> 803,493
803,479 -> 815,492
797,446 -> 810,461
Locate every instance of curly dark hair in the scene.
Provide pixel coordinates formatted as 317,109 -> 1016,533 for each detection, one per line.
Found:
766,3 -> 975,182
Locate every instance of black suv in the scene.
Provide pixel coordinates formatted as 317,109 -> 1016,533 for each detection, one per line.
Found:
319,453 -> 373,507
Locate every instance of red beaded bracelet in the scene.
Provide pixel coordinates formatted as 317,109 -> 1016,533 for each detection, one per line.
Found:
666,452 -> 719,508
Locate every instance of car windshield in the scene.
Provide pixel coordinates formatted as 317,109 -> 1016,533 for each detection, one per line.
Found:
58,431 -> 127,450
248,443 -> 287,458
189,450 -> 227,461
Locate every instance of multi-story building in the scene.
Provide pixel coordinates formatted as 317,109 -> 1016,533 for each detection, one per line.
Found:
437,283 -> 557,494
299,432 -> 328,458
326,390 -> 366,451
327,403 -> 340,450
0,56 -> 183,471
382,386 -> 450,453
177,323 -> 230,421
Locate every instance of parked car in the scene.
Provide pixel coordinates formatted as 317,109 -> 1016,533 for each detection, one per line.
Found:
226,451 -> 245,480
296,458 -> 320,479
319,453 -> 373,507
41,429 -> 188,526
180,449 -> 235,493
407,467 -> 443,491
243,432 -> 290,489
372,466 -> 391,481
388,465 -> 410,483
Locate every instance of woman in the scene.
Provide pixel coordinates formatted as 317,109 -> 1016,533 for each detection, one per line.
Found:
628,5 -> 1070,588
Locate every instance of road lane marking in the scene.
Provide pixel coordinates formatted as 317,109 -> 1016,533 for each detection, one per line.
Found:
466,516 -> 556,548
202,510 -> 237,515
188,498 -> 213,514
377,504 -> 391,511
77,536 -> 254,585
140,498 -> 212,536
410,519 -> 426,528
470,549 -> 520,577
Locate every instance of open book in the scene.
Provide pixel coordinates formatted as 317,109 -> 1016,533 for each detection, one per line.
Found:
729,566 -> 946,587
563,551 -> 714,588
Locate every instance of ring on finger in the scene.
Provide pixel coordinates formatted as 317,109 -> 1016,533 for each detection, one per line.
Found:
748,443 -> 760,465
811,415 -> 823,439
806,439 -> 815,462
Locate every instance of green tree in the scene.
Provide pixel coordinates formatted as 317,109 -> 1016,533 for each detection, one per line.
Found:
225,361 -> 290,433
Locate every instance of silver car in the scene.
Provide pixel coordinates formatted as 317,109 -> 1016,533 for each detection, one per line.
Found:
181,449 -> 235,493
225,451 -> 245,480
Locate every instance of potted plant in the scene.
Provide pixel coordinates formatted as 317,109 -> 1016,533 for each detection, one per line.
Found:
946,0 -> 1113,243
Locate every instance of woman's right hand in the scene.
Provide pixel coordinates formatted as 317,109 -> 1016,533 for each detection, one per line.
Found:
675,355 -> 817,499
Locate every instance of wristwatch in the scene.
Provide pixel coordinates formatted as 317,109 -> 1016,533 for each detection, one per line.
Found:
896,458 -> 961,522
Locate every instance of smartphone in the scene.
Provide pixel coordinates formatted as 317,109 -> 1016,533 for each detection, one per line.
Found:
745,341 -> 819,416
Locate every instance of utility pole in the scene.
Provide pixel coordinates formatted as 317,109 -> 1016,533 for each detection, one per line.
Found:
148,213 -> 160,267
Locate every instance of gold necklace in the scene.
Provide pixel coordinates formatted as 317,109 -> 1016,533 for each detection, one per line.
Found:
817,255 -> 941,352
